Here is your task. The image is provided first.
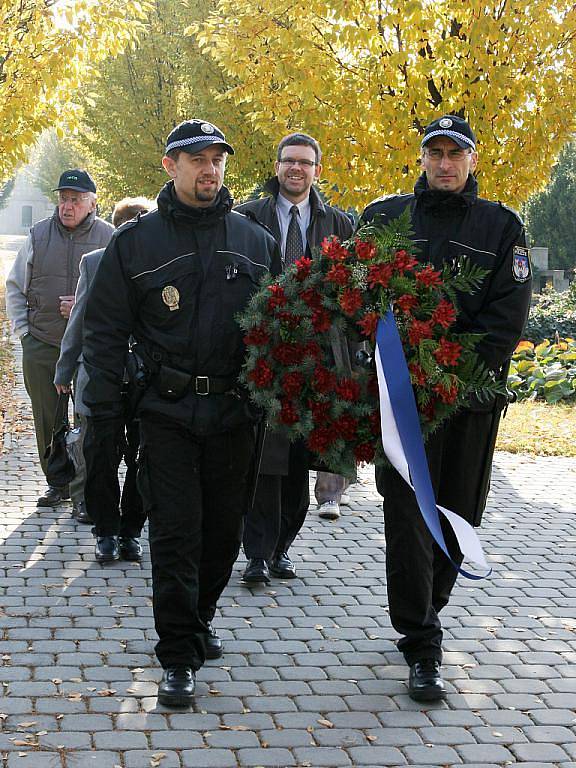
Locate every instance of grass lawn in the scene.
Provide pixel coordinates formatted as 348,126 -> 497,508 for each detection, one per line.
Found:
496,399 -> 576,457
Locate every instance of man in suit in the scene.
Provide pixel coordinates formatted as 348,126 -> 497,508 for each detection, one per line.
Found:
54,197 -> 153,562
236,133 -> 353,583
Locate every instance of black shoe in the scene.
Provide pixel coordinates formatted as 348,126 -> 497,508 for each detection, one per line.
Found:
205,623 -> 223,660
95,536 -> 120,563
408,658 -> 446,701
158,666 -> 195,707
269,551 -> 297,579
72,501 -> 92,524
119,537 -> 142,562
242,558 -> 270,584
37,486 -> 70,507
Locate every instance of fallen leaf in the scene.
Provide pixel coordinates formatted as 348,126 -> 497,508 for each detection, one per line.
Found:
317,718 -> 334,728
17,722 -> 36,728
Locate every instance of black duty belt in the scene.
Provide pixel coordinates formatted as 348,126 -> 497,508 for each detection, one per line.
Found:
193,375 -> 237,396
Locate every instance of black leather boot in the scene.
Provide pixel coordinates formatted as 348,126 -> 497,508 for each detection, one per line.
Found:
158,666 -> 195,707
119,537 -> 143,561
95,536 -> 120,563
408,659 -> 446,701
37,486 -> 70,507
205,623 -> 223,660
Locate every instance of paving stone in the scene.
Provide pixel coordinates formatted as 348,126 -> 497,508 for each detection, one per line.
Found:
125,752 -> 181,768
235,748 -> 296,766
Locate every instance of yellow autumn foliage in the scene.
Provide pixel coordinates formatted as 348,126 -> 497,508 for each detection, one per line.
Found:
0,0 -> 151,183
197,0 -> 576,209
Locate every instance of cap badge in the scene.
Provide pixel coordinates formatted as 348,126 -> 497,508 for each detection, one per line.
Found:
162,285 -> 180,311
201,123 -> 215,134
439,118 -> 453,128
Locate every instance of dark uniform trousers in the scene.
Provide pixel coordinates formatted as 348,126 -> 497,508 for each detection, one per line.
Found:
139,414 -> 254,670
243,440 -> 310,560
83,417 -> 146,538
377,408 -> 492,666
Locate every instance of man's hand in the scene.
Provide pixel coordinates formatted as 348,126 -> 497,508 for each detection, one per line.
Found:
59,295 -> 75,319
55,383 -> 71,394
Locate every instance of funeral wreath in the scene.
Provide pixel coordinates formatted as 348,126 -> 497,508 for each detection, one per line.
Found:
238,210 -> 502,477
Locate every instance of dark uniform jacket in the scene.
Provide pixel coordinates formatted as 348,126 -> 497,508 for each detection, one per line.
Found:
82,182 -> 280,434
235,178 -> 354,473
362,173 -> 532,374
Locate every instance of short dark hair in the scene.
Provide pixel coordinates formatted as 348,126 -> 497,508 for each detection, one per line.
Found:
112,197 -> 155,227
165,148 -> 182,162
277,133 -> 322,164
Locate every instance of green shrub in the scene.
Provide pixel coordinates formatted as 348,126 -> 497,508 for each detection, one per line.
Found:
524,283 -> 576,342
509,338 -> 576,403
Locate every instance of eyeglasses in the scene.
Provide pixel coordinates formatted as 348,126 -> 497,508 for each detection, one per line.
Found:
424,148 -> 473,161
58,193 -> 91,205
278,158 -> 317,168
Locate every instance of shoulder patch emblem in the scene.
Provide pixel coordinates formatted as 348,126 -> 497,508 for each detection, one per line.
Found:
512,246 -> 531,282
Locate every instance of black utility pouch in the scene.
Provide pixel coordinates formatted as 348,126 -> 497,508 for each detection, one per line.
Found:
154,364 -> 192,401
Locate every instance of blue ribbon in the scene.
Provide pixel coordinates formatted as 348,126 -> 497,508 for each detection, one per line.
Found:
376,310 -> 487,580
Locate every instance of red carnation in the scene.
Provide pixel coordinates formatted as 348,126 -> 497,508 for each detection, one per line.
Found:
393,249 -> 418,274
279,398 -> 299,425
431,299 -> 456,329
313,364 -> 336,394
433,381 -> 459,404
309,398 -> 331,423
354,442 -> 375,463
433,338 -> 463,367
408,319 -> 434,346
415,266 -> 442,288
271,342 -> 306,365
282,371 -> 305,398
301,287 -> 322,309
357,311 -> 380,338
248,358 -> 274,387
369,411 -> 381,435
294,256 -> 312,282
277,311 -> 302,329
368,263 -> 394,289
421,399 -> 437,422
305,341 -> 322,360
307,425 -> 337,453
311,308 -> 331,333
244,325 -> 270,346
395,294 -> 418,315
334,414 -> 359,441
339,287 -> 363,317
408,362 -> 427,387
267,283 -> 287,311
335,378 -> 361,402
355,238 -> 377,261
321,235 -> 349,261
325,262 -> 351,286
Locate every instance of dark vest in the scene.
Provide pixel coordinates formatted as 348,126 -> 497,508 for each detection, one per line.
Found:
27,210 -> 114,346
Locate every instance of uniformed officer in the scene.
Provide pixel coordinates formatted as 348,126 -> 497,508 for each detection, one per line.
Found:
362,115 -> 532,701
81,119 -> 280,707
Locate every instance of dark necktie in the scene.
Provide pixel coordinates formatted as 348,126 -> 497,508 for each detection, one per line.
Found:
284,205 -> 304,266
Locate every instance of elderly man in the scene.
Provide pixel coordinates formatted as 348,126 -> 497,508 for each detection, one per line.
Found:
362,115 -> 532,701
54,197 -> 154,549
6,169 -> 114,508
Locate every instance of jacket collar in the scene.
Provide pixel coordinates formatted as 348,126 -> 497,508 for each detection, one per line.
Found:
414,172 -> 478,211
157,181 -> 233,227
262,176 -> 326,217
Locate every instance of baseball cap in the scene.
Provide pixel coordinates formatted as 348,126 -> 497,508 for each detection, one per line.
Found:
165,119 -> 235,155
54,169 -> 97,193
421,115 -> 476,151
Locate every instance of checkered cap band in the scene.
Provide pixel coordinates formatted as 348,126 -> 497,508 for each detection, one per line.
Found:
421,129 -> 476,150
165,135 -> 224,153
